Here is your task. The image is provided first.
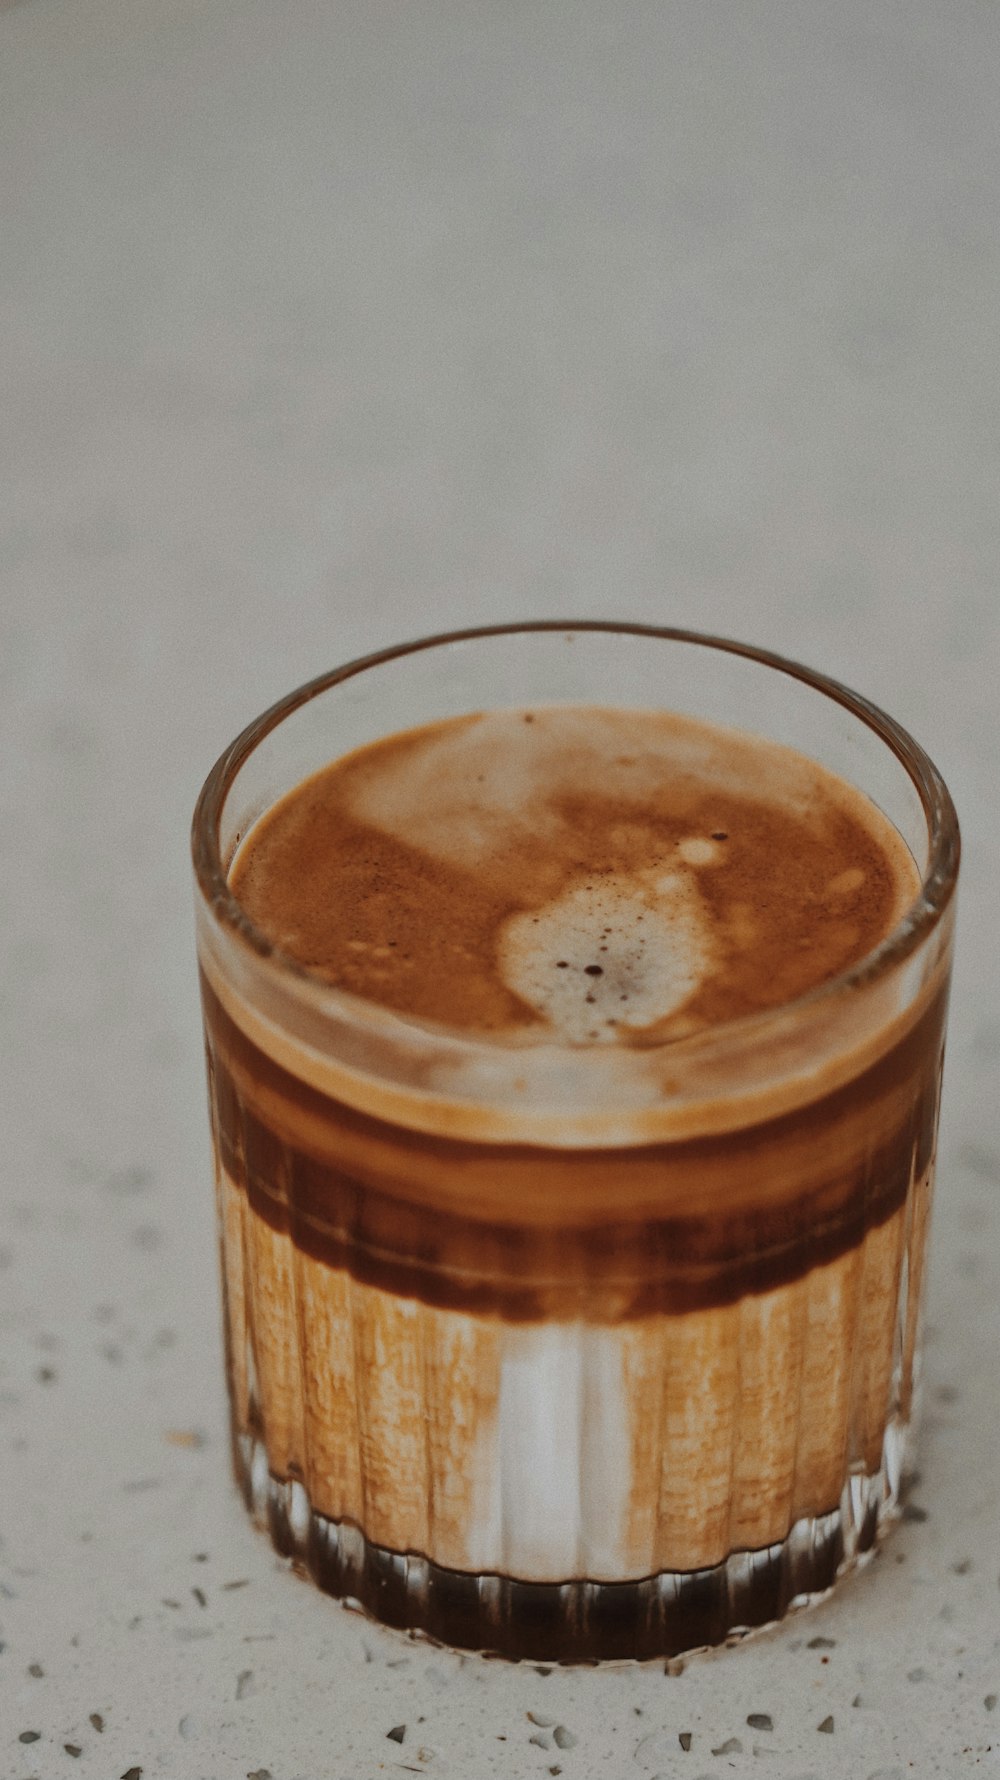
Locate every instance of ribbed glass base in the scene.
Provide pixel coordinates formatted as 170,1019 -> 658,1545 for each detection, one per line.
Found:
234,1417 -> 909,1663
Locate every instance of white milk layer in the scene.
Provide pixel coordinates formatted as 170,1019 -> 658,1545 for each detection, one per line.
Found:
470,1323 -> 632,1576
498,870 -> 714,1043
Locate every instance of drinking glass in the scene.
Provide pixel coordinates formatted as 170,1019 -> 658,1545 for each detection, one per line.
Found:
192,623 -> 958,1660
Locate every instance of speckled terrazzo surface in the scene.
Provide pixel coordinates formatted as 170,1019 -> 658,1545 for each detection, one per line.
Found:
2,2 -> 999,1775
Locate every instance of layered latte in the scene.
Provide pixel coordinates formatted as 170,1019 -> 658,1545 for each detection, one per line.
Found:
198,701 -> 950,1659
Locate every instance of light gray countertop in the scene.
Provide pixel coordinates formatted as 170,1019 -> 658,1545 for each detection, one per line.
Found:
1,3 -> 998,1775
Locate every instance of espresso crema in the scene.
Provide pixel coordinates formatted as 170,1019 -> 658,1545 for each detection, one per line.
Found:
231,705 -> 917,1043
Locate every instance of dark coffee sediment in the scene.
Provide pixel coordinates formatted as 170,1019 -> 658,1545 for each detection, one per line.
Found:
199,705 -> 949,1652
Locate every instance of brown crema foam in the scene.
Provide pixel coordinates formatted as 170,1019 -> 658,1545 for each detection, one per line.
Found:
230,706 -> 919,1042
205,705 -> 942,1320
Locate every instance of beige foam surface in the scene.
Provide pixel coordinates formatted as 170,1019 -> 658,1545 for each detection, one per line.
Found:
232,704 -> 920,1050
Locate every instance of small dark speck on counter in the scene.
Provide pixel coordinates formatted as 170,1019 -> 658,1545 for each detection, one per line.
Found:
89,1714 -> 104,1732
64,1745 -> 82,1758
908,1667 -> 930,1682
711,1737 -> 742,1755
192,1587 -> 207,1608
679,1730 -> 692,1751
951,1558 -> 972,1574
121,1768 -> 142,1780
223,1578 -> 250,1590
236,1669 -> 253,1700
817,1715 -> 835,1733
534,1665 -> 552,1677
386,1725 -> 406,1744
985,1694 -> 998,1711
902,1503 -> 928,1523
27,1663 -> 43,1678
247,1771 -> 272,1779
807,1635 -> 836,1649
35,1367 -> 56,1384
747,1713 -> 774,1731
18,1732 -> 40,1743
549,1768 -> 562,1776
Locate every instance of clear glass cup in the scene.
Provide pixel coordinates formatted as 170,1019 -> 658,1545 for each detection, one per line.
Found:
191,623 -> 958,1662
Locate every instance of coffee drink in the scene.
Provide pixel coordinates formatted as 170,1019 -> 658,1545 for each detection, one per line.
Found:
193,630 -> 957,1660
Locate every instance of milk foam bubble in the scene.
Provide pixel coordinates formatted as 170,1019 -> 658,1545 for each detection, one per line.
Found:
498,870 -> 714,1042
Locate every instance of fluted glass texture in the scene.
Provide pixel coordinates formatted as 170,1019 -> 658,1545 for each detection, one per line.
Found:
193,625 -> 958,1661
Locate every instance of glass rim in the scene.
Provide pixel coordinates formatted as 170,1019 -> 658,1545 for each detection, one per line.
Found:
191,620 -> 960,1062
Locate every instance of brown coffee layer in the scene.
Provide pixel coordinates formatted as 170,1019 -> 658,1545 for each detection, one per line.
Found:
201,970 -> 946,1319
230,707 -> 918,1042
